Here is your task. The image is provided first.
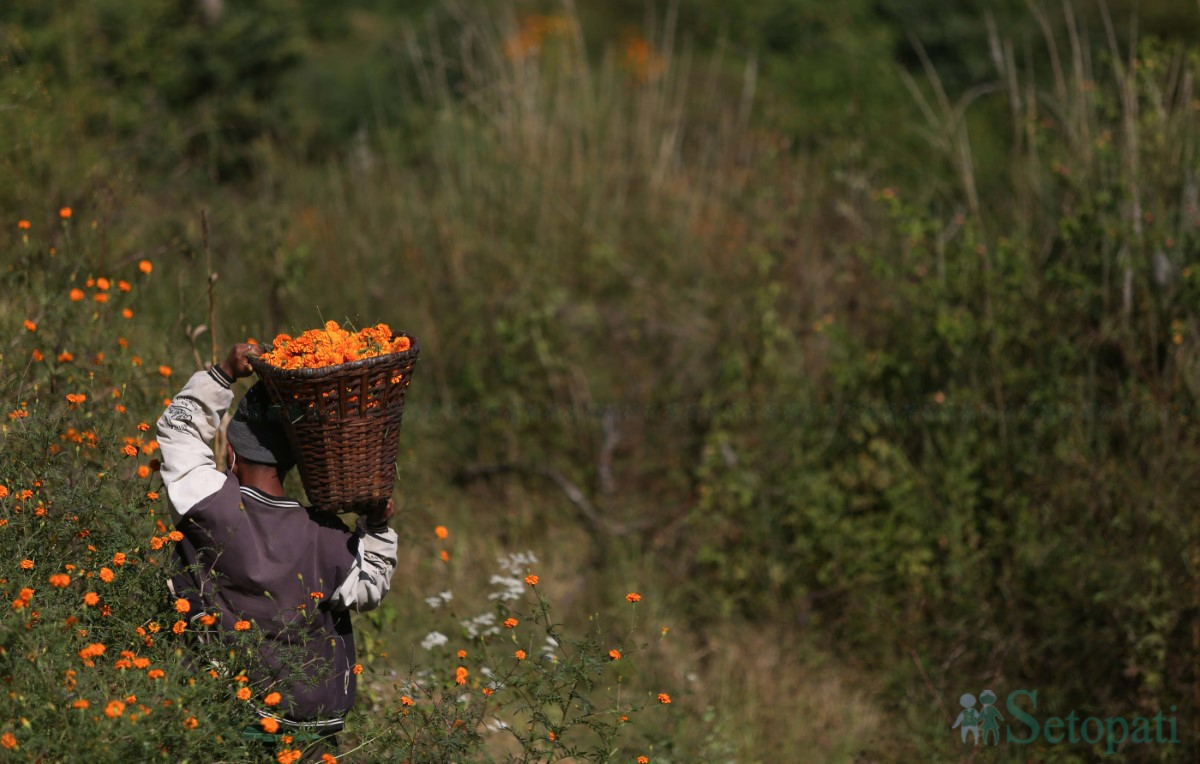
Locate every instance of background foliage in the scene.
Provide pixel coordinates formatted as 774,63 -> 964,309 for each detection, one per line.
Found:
4,0 -> 1200,760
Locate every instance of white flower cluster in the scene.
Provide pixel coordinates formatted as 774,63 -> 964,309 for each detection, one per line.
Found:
420,630 -> 449,650
425,590 -> 453,609
460,612 -> 500,639
497,551 -> 539,575
488,551 -> 539,601
541,635 -> 559,662
484,717 -> 510,732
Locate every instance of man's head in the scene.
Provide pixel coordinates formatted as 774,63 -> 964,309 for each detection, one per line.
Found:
225,381 -> 295,480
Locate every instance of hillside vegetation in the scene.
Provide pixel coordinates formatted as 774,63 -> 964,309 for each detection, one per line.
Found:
3,1 -> 1200,760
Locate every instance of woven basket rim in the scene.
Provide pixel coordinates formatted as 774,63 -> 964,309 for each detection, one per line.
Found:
247,332 -> 419,381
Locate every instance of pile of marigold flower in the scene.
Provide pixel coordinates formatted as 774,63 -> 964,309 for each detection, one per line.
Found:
259,321 -> 411,370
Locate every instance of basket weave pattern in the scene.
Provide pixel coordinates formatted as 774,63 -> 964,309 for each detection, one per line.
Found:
248,335 -> 419,514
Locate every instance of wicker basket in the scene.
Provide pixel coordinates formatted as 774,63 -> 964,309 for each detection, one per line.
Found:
247,334 -> 419,514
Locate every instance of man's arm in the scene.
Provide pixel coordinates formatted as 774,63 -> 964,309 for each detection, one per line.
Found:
330,501 -> 399,612
156,344 -> 257,519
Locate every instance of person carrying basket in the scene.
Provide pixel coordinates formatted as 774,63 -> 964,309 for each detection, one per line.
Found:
156,342 -> 399,761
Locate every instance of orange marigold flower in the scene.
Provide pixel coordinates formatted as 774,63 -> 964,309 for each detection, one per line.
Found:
234,674 -> 249,683
96,277 -> 110,291
234,620 -> 251,631
608,649 -> 621,660
122,444 -> 138,457
93,292 -> 108,304
0,485 -> 7,498
132,657 -> 149,669
310,591 -> 324,600
23,319 -> 36,332
77,644 -> 100,662
456,649 -> 467,659
49,574 -> 70,588
264,692 -> 282,707
66,393 -> 86,406
99,567 -> 114,583
69,288 -> 84,302
17,219 -> 30,230
321,754 -> 338,764
625,592 -> 642,603
515,650 -> 526,661
150,537 -> 165,550
400,695 -> 414,706
1,732 -> 16,750
525,574 -> 539,586
147,669 -> 165,680
174,598 -> 190,614
158,365 -> 172,378
482,687 -> 494,697
146,491 -> 160,501
503,617 -> 518,629
434,525 -> 449,539
171,620 -> 186,635
117,280 -> 131,292
236,687 -> 251,701
137,465 -> 151,479
31,349 -> 43,361
439,550 -> 450,563
638,757 -> 649,764
260,322 -> 410,371
199,614 -> 216,626
147,621 -> 160,633
138,259 -> 153,274
59,207 -> 72,219
112,553 -> 126,566
277,749 -> 302,764
104,700 -> 125,718
260,716 -> 280,734
183,716 -> 198,729
657,693 -> 671,704
72,699 -> 90,709
19,559 -> 33,570
455,666 -> 468,685
83,592 -> 99,606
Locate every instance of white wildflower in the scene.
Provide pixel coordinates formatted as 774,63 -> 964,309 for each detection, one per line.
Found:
461,612 -> 499,639
485,717 -> 510,732
497,551 -> 538,575
487,574 -> 524,602
420,631 -> 449,650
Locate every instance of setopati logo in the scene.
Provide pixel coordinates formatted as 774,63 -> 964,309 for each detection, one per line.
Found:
953,689 -> 1179,755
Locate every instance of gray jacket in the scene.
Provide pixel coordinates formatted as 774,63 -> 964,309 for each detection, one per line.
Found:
156,369 -> 399,727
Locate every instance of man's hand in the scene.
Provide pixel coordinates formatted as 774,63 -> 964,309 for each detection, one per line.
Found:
363,498 -> 395,529
218,343 -> 262,381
